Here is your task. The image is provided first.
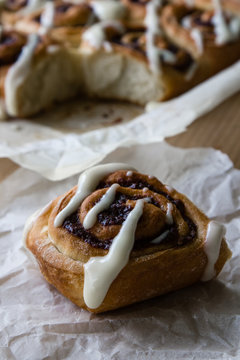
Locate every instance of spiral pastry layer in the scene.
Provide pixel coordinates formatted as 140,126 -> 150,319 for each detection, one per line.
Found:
24,163 -> 231,313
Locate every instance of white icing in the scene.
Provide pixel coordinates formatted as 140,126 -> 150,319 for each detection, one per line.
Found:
212,0 -> 240,45
185,61 -> 198,81
103,41 -> 112,52
91,1 -> 126,21
126,171 -> 133,176
166,203 -> 173,225
145,101 -> 161,112
54,163 -> 135,227
184,0 -> 195,7
160,49 -> 177,64
181,15 -> 204,53
83,198 -> 145,309
145,0 -> 177,72
82,20 -> 124,50
145,0 -> 163,73
39,1 -> 55,35
47,45 -> 60,54
40,225 -> 48,234
5,34 -> 39,117
83,183 -> 120,229
143,187 -> 149,192
229,17 -> 240,37
165,185 -> 174,193
151,230 -> 169,244
191,28 -> 204,54
182,15 -> 192,29
23,201 -> 52,247
201,221 -> 226,281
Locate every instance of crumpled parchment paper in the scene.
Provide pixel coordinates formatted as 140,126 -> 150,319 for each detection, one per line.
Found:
0,61 -> 240,180
0,142 -> 239,360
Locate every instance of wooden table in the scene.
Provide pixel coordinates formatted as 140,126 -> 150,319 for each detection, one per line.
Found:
0,91 -> 240,181
168,91 -> 240,168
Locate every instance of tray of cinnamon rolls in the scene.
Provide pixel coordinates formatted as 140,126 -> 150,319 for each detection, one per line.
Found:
0,0 -> 239,119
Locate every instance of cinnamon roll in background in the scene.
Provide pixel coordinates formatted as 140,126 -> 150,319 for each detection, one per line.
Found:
0,30 -> 82,117
24,163 -> 231,313
0,0 -> 240,118
161,4 -> 240,75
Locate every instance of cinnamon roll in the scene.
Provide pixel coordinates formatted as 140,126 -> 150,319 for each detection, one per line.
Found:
80,18 -> 201,103
0,31 -> 82,117
1,0 -> 240,118
24,163 -> 231,313
161,4 -> 240,76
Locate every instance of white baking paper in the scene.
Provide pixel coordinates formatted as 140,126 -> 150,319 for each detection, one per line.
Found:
0,142 -> 239,360
0,61 -> 240,180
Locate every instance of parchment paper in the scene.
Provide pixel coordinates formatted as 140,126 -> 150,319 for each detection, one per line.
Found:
0,142 -> 239,360
0,61 -> 240,180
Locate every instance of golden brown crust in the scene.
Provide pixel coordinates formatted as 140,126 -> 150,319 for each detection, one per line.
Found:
121,0 -> 148,28
25,169 -> 231,313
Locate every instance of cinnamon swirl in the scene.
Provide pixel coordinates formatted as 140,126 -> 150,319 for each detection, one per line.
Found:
24,163 -> 231,313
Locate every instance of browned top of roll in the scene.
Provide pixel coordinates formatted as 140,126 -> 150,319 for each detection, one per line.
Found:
47,169 -> 209,264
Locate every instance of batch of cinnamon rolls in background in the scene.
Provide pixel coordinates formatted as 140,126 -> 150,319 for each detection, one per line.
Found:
0,0 -> 240,119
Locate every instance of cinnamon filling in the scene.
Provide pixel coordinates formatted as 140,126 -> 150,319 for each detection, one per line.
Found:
112,30 -> 193,72
0,32 -> 26,66
63,179 -> 197,250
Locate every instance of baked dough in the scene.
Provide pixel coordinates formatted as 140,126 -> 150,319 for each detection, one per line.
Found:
1,0 -> 240,118
24,163 -> 231,313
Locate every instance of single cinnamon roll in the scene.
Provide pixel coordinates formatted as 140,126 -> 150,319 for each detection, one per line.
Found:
1,32 -> 82,117
80,20 -> 201,103
24,163 -> 231,313
161,4 -> 240,76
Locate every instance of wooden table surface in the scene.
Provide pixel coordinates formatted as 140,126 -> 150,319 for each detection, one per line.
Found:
0,91 -> 240,182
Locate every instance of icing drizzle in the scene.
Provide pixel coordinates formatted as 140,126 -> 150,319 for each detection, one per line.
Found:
144,0 -> 163,73
83,183 -> 120,229
54,163 -> 135,227
91,0 -> 126,21
82,20 -> 125,50
212,0 -> 240,45
83,198 -> 146,309
5,33 -> 39,116
144,0 -> 177,72
201,221 -> 225,281
39,1 -> 55,35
